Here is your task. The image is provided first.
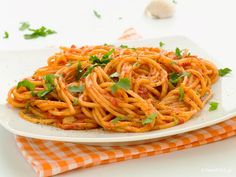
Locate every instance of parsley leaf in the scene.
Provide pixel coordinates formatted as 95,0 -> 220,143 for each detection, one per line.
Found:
42,74 -> 56,85
110,72 -> 120,78
93,10 -> 101,19
102,48 -> 115,60
120,44 -> 128,48
68,85 -> 84,93
3,31 -> 9,39
159,41 -> 165,47
218,68 -> 231,77
19,22 -> 30,31
111,116 -> 126,123
82,65 -> 98,78
76,61 -> 83,80
209,102 -> 218,111
89,48 -> 114,65
172,0 -> 177,4
169,72 -> 190,84
111,78 -> 131,93
37,74 -> 56,98
142,113 -> 157,125
178,86 -> 184,101
72,98 -> 79,105
23,26 -> 56,40
175,48 -> 182,58
17,80 -> 35,91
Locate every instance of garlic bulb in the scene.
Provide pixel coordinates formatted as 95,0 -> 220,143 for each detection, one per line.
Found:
146,0 -> 176,19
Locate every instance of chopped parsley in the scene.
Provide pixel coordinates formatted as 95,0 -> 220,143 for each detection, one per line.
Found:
169,72 -> 190,84
111,78 -> 131,93
120,44 -> 128,48
82,65 -> 98,78
76,61 -> 83,80
209,102 -> 218,111
110,72 -> 120,78
17,80 -> 35,91
68,85 -> 84,93
178,86 -> 184,101
172,0 -> 177,4
90,48 -> 114,65
19,22 -> 30,31
3,31 -> 9,39
159,41 -> 165,47
93,10 -> 101,19
218,68 -> 231,77
23,26 -> 56,40
175,48 -> 182,58
37,74 -> 56,98
142,113 -> 158,125
25,102 -> 30,113
72,98 -> 79,105
111,116 -> 126,123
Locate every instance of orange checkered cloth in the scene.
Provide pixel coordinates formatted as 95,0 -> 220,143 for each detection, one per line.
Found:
15,28 -> 236,177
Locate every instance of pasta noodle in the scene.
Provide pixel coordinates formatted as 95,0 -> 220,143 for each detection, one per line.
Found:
7,44 -> 219,132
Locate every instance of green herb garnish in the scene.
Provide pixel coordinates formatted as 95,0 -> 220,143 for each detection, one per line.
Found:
82,65 -> 98,78
172,0 -> 177,4
19,22 -> 30,31
178,86 -> 184,101
3,31 -> 9,39
218,68 -> 232,77
175,48 -> 182,58
142,113 -> 157,125
90,48 -> 114,65
72,98 -> 79,105
37,74 -> 56,98
93,10 -> 101,19
23,26 -> 56,40
120,44 -> 128,48
159,41 -> 165,47
68,85 -> 84,93
17,80 -> 35,91
209,102 -> 218,111
169,72 -> 190,84
111,116 -> 126,123
76,61 -> 83,80
111,78 -> 131,93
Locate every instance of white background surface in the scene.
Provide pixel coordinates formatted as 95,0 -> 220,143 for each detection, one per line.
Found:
0,0 -> 236,177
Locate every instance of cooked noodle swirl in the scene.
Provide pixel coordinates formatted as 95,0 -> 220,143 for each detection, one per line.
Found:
7,44 -> 219,132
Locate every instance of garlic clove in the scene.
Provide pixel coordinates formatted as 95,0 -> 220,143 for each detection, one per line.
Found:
146,0 -> 176,19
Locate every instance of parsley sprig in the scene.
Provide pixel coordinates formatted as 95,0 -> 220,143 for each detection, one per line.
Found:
3,31 -> 9,39
17,80 -> 35,91
93,10 -> 101,19
68,85 -> 84,93
142,113 -> 158,125
169,72 -> 190,84
175,48 -> 183,58
37,74 -> 56,98
209,102 -> 218,111
111,78 -> 131,93
178,86 -> 184,101
19,22 -> 56,39
218,68 -> 231,77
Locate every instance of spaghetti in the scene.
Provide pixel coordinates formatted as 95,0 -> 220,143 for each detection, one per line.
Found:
7,44 -> 219,132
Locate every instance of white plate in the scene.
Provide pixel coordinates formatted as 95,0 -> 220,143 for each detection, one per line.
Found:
0,35 -> 236,146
